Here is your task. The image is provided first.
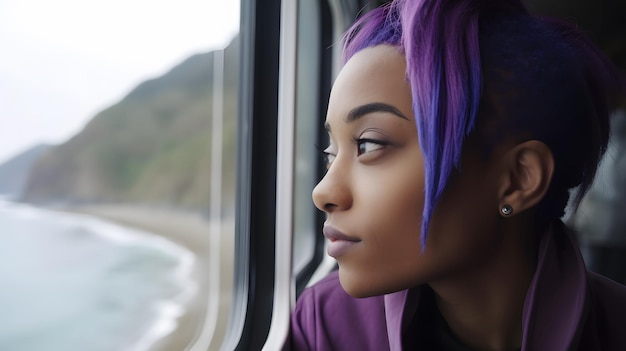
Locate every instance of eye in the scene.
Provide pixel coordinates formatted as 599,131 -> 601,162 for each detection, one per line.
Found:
324,150 -> 337,168
356,138 -> 387,156
316,144 -> 336,169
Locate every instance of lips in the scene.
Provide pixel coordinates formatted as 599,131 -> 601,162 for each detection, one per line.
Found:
323,225 -> 361,258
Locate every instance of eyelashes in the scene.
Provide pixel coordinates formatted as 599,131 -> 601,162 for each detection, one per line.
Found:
316,138 -> 389,170
315,144 -> 335,170
356,138 -> 388,156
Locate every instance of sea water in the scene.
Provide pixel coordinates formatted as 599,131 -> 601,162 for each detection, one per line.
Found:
0,199 -> 195,351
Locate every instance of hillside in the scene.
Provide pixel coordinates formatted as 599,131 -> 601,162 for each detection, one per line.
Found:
21,36 -> 239,213
0,144 -> 54,198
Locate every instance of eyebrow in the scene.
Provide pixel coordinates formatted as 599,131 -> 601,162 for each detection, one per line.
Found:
324,102 -> 410,131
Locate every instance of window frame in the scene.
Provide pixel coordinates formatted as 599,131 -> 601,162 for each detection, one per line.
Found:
220,0 -> 281,349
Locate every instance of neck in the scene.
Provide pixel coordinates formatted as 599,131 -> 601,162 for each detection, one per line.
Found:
429,223 -> 539,351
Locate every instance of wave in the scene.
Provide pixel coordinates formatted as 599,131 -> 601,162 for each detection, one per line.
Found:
0,201 -> 197,351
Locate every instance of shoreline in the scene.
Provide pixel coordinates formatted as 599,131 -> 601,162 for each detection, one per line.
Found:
62,204 -> 234,351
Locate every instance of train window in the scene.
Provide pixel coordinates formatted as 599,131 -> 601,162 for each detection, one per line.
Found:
219,0 -> 282,349
0,1 -> 239,351
292,0 -> 322,280
292,0 -> 335,297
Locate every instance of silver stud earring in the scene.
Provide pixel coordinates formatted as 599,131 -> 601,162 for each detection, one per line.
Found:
501,204 -> 513,216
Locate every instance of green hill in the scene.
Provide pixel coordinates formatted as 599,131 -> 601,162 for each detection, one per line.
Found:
21,36 -> 239,213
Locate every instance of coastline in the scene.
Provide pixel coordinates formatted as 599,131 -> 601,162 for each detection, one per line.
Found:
64,204 -> 234,351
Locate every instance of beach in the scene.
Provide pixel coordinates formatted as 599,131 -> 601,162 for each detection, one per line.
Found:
66,204 -> 235,351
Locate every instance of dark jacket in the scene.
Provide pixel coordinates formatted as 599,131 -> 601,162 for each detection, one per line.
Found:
284,221 -> 626,350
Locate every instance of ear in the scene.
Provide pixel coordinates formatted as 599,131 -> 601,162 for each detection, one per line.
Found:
497,140 -> 554,217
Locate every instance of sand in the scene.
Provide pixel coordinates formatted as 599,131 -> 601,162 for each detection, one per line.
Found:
65,204 -> 234,351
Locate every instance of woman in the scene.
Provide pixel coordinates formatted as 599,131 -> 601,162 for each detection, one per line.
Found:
285,0 -> 626,350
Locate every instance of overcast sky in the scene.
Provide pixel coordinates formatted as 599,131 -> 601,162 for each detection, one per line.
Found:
0,0 -> 239,164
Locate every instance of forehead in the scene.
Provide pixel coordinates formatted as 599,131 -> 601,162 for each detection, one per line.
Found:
327,45 -> 413,121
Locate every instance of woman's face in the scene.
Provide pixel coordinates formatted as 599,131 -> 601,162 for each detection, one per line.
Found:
313,45 -> 502,297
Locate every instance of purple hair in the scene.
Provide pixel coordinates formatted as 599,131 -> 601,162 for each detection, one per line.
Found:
342,0 -> 624,246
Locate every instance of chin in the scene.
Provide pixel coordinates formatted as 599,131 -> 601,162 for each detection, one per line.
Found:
338,268 -> 408,298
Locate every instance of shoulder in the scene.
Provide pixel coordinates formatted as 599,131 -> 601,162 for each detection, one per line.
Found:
296,270 -> 387,320
579,272 -> 626,349
284,270 -> 390,351
298,269 -> 348,303
587,271 -> 626,312
587,272 -> 626,316
587,272 -> 626,306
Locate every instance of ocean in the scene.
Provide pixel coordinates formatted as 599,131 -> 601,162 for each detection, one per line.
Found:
0,199 -> 195,351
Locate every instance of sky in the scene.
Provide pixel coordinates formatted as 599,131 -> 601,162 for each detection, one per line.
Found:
0,0 -> 240,164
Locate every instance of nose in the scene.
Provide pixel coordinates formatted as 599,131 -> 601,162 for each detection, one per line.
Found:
312,164 -> 352,213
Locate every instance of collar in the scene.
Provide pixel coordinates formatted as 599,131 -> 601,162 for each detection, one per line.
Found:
384,221 -> 588,351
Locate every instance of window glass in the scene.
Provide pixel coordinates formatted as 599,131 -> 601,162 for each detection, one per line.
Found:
0,1 -> 238,350
293,0 -> 321,274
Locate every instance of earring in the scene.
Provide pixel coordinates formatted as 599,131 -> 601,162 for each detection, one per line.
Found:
501,204 -> 513,216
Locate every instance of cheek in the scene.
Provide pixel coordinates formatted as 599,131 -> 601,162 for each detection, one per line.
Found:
355,160 -> 425,240
340,160 -> 427,296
